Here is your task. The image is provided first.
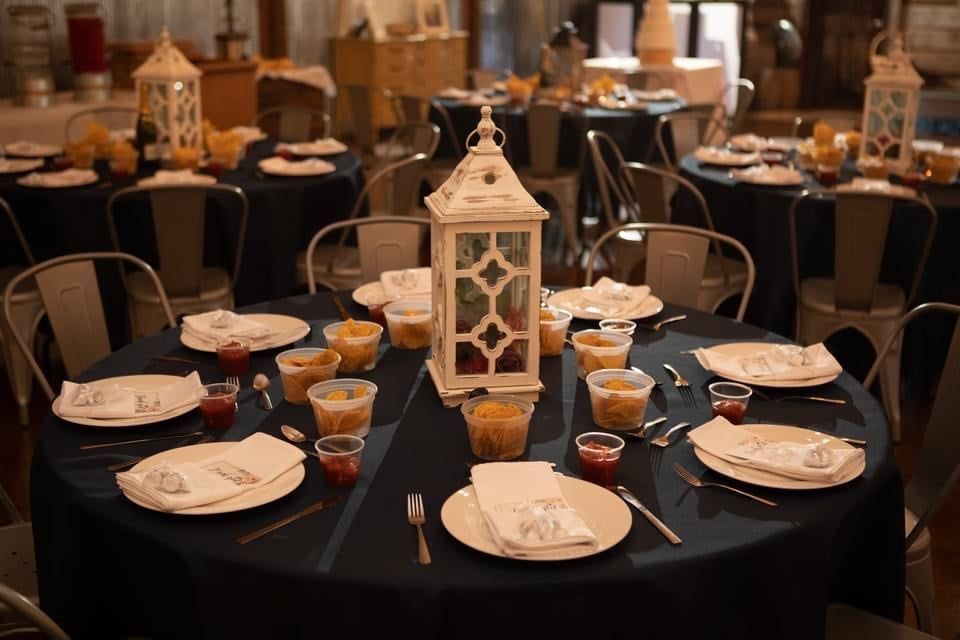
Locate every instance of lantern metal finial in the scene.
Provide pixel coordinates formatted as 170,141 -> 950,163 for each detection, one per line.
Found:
473,105 -> 501,154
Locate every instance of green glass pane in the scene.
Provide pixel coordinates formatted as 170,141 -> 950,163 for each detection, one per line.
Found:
496,231 -> 529,268
889,114 -> 904,137
455,277 -> 488,334
496,339 -> 528,373
867,112 -> 883,137
891,90 -> 906,108
870,89 -> 884,107
455,232 -> 489,269
497,275 -> 529,332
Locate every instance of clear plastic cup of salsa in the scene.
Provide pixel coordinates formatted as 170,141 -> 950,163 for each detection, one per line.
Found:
708,381 -> 752,425
197,382 -> 239,429
315,434 -> 365,487
216,337 -> 251,376
575,432 -> 625,486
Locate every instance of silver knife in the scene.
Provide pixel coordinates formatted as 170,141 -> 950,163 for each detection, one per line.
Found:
106,433 -> 213,472
237,496 -> 342,544
616,485 -> 682,545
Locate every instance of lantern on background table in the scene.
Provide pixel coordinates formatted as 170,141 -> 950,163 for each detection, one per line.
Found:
425,106 -> 548,406
131,29 -> 203,150
541,21 -> 587,96
859,32 -> 924,174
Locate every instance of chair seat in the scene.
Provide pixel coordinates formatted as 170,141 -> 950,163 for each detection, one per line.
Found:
799,278 -> 906,318
905,508 -> 931,563
700,254 -> 749,288
296,245 -> 363,290
825,604 -> 935,639
0,523 -> 37,613
128,267 -> 231,304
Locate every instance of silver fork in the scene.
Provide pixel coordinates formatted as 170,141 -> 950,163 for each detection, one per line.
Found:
650,422 -> 692,448
407,493 -> 431,565
663,364 -> 697,408
227,376 -> 240,389
623,416 -> 668,440
639,314 -> 687,332
672,463 -> 777,506
750,386 -> 846,405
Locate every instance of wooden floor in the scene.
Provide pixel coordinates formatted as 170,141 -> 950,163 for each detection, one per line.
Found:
1,216 -> 957,636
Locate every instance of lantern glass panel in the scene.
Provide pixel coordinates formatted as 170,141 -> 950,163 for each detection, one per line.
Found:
496,231 -> 530,268
887,143 -> 901,160
455,277 -> 488,332
497,275 -> 530,332
456,232 -> 489,269
871,89 -> 884,107
496,339 -> 528,374
868,112 -> 883,137
455,341 -> 488,376
890,114 -> 904,137
891,90 -> 906,108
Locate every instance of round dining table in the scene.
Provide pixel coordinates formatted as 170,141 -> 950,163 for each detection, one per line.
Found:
31,291 -> 903,639
0,140 -> 364,307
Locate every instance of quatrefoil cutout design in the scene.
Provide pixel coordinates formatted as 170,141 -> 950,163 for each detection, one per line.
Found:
478,259 -> 508,288
481,322 -> 507,350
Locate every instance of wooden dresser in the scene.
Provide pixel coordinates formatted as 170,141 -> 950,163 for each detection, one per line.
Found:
333,32 -> 468,134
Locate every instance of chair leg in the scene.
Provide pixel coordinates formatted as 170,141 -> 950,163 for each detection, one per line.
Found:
1,303 -> 42,427
559,183 -> 580,258
878,334 -> 903,443
906,544 -> 938,635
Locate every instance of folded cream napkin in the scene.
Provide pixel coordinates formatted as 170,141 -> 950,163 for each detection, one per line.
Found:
0,158 -> 43,173
694,343 -> 841,383
688,417 -> 864,483
275,138 -> 348,156
259,156 -> 336,176
58,371 -> 202,419
471,461 -> 598,558
116,432 -> 306,511
573,277 -> 650,317
181,310 -> 272,346
380,267 -> 431,298
729,133 -> 770,152
231,126 -> 265,144
18,169 -> 97,187
5,140 -> 61,157
730,165 -> 804,185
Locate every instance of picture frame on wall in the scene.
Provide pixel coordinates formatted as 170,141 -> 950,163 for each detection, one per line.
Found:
416,0 -> 449,35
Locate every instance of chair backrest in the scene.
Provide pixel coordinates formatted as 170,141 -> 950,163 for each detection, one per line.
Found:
468,68 -> 499,90
586,130 -> 633,229
864,303 -> 960,549
618,161 -> 714,228
655,112 -> 729,172
792,111 -> 861,138
343,84 -> 381,152
317,154 -> 431,283
0,583 -> 69,640
0,195 -> 35,267
430,98 -> 464,157
392,95 -> 430,124
788,190 -> 937,313
306,216 -> 429,293
526,101 -> 563,177
64,106 -> 137,142
107,184 -> 249,299
585,222 -> 755,321
720,78 -> 755,134
3,252 -> 175,399
255,106 -> 330,141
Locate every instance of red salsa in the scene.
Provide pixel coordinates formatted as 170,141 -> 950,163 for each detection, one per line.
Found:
320,455 -> 361,487
712,399 -> 747,425
578,442 -> 621,486
367,304 -> 387,328
199,392 -> 236,429
217,340 -> 250,376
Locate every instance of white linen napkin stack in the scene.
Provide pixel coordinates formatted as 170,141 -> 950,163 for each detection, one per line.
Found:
694,343 -> 842,383
574,277 -> 650,317
18,169 -> 97,187
470,461 -> 599,558
688,417 -> 864,483
379,267 -> 431,298
181,310 -> 284,348
58,372 -> 203,419
116,432 -> 306,511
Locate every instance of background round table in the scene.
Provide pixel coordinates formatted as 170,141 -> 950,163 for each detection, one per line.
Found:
31,292 -> 903,639
0,140 -> 364,307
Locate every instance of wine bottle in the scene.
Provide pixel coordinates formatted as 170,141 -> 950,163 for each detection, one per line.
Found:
135,83 -> 159,171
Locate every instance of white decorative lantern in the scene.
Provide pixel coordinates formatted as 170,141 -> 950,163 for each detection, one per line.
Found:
425,106 -> 548,406
131,28 -> 203,150
859,32 -> 924,174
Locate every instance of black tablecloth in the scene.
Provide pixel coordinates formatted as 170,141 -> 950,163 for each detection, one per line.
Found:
0,140 -> 364,306
675,154 -> 960,336
31,293 -> 903,639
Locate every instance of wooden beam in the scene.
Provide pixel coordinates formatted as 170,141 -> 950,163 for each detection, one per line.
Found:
257,0 -> 288,59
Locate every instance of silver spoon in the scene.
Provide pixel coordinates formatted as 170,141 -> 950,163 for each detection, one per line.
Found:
280,424 -> 349,453
253,373 -> 273,410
